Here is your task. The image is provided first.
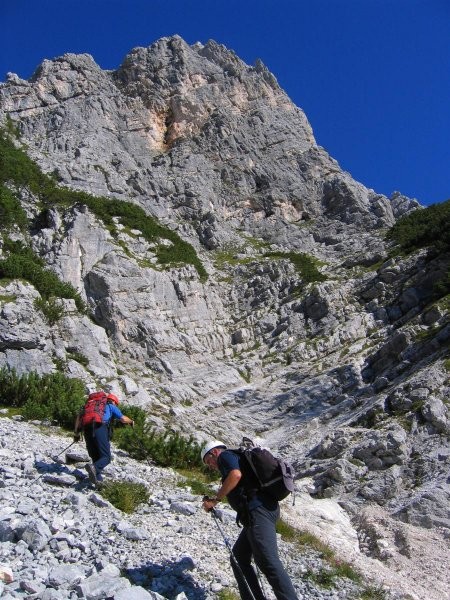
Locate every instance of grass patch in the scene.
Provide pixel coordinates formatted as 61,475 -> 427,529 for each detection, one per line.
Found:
0,294 -> 16,303
176,466 -> 220,498
304,562 -> 362,590
242,234 -> 271,251
217,590 -> 240,600
276,519 -> 361,585
359,585 -> 387,600
0,405 -> 23,418
213,247 -> 327,284
276,520 -> 332,559
331,561 -> 362,583
304,568 -> 335,589
213,247 -> 254,270
264,251 -> 326,282
98,480 -> 149,513
415,323 -> 446,344
238,368 -> 251,383
66,351 -> 89,367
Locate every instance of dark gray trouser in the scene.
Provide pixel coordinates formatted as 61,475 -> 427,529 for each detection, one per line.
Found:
84,423 -> 111,480
231,505 -> 298,600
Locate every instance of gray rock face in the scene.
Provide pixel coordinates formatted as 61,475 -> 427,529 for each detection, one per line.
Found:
352,426 -> 408,470
47,564 -> 85,587
18,518 -> 52,551
395,486 -> 450,529
421,396 -> 448,434
0,34 -> 448,570
76,574 -> 131,600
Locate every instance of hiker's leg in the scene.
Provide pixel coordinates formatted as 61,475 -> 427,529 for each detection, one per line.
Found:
93,424 -> 111,479
84,428 -> 100,463
247,505 -> 297,600
231,528 -> 267,600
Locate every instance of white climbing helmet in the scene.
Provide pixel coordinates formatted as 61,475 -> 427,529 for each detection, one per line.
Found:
200,440 -> 227,463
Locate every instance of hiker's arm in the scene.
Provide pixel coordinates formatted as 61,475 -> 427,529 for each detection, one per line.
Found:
73,415 -> 82,441
74,415 -> 81,432
203,469 -> 241,511
218,469 -> 242,498
119,415 -> 134,426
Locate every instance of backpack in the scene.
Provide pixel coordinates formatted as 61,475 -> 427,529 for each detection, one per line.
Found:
233,438 -> 295,502
79,392 -> 111,428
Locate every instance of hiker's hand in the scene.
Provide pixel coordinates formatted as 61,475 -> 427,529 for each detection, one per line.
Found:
73,432 -> 81,442
202,496 -> 219,512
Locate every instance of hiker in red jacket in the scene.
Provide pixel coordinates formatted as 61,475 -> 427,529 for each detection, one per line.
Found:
74,391 -> 134,485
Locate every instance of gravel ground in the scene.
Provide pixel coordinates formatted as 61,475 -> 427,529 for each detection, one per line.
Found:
1,416 -> 447,600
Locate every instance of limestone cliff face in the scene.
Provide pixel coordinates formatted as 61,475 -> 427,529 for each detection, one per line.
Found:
0,36 -> 414,253
0,36 -> 448,534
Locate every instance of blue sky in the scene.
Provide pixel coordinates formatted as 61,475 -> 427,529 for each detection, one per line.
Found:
1,0 -> 448,206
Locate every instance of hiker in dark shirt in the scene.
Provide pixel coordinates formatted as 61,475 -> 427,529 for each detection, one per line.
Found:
201,440 -> 298,600
74,392 -> 134,485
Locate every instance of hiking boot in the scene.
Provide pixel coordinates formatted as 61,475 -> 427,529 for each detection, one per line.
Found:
85,463 -> 98,485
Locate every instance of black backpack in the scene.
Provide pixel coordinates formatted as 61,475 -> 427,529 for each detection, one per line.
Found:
233,438 -> 295,502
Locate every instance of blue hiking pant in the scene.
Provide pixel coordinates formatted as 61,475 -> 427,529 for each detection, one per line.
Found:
84,423 -> 111,480
231,504 -> 298,600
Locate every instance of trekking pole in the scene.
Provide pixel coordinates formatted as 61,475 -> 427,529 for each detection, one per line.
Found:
208,506 -> 258,600
54,438 -> 78,459
30,439 -> 77,484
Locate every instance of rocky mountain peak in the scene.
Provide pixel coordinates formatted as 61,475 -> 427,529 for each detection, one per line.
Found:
1,35 -> 416,250
113,35 -> 299,154
28,53 -> 110,102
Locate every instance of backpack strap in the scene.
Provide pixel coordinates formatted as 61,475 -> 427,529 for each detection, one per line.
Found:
227,449 -> 260,499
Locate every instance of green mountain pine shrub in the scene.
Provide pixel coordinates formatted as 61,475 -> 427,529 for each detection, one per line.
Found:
0,184 -> 28,231
0,129 -> 49,194
387,199 -> 450,253
0,370 -> 206,472
114,412 -> 204,470
34,296 -> 65,326
387,200 -> 450,298
0,239 -> 86,313
0,368 -> 86,428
